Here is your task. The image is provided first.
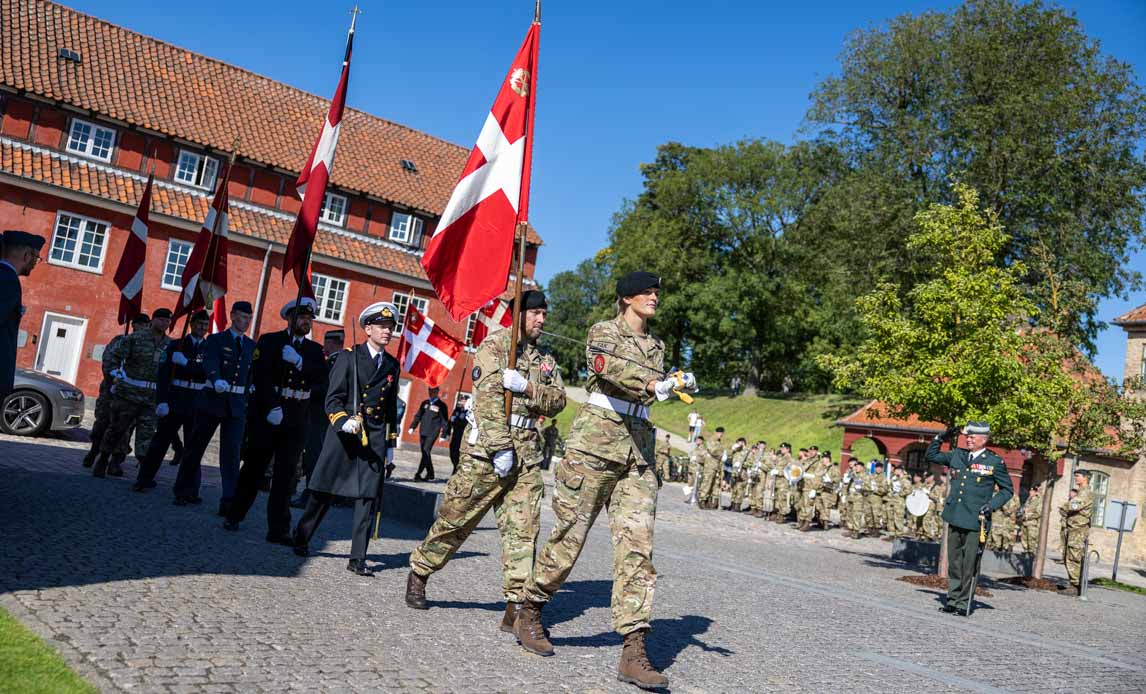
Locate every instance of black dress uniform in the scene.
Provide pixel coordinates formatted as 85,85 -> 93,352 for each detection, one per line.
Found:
0,230 -> 44,398
134,316 -> 209,491
226,322 -> 326,542
411,395 -> 449,480
294,338 -> 400,575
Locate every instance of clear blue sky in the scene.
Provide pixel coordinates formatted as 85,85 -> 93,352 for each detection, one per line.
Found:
70,0 -> 1146,381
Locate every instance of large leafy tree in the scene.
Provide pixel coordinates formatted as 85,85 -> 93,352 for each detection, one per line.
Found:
541,256 -> 612,382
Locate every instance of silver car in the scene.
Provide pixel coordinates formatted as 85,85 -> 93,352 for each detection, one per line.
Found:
1,368 -> 86,436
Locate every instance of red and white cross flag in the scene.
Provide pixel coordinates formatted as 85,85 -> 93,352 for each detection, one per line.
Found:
173,170 -> 231,322
471,298 -> 512,348
421,19 -> 540,321
397,302 -> 464,389
282,9 -> 357,296
211,296 -> 228,333
114,173 -> 153,325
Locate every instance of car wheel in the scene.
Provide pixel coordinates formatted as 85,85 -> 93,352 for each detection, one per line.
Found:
1,390 -> 51,437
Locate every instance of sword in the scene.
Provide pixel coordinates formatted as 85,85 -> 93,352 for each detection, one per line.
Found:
966,513 -> 991,616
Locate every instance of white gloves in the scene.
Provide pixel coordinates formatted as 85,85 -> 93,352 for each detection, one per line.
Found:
341,417 -> 362,434
502,369 -> 529,394
492,449 -> 515,477
653,378 -> 677,401
109,367 -> 126,381
679,372 -> 698,392
171,352 -> 189,367
155,403 -> 170,418
282,344 -> 303,370
266,406 -> 284,426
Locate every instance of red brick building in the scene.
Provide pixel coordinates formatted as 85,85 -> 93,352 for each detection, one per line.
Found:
0,0 -> 541,446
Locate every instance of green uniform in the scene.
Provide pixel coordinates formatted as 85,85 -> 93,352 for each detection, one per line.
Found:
1020,495 -> 1042,553
773,452 -> 794,517
865,472 -> 889,533
526,315 -> 664,636
845,470 -> 867,533
796,457 -> 822,525
410,329 -> 565,603
728,447 -> 749,510
753,452 -> 777,513
654,441 -> 671,484
1059,488 -> 1093,589
925,436 -> 1014,613
813,461 -> 841,525
886,475 -> 911,537
99,329 -> 166,459
697,440 -> 725,509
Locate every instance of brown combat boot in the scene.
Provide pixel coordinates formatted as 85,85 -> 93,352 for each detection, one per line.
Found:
500,602 -> 522,634
404,570 -> 428,610
617,629 -> 668,690
513,601 -> 554,656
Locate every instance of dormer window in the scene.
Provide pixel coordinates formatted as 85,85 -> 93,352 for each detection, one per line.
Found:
66,118 -> 116,162
175,149 -> 219,190
388,211 -> 423,245
319,192 -> 347,227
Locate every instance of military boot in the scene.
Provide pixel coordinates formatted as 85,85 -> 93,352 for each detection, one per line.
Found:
107,455 -> 126,478
514,601 -> 554,657
82,445 -> 99,468
500,602 -> 522,634
617,629 -> 668,690
91,452 -> 111,478
405,570 -> 428,610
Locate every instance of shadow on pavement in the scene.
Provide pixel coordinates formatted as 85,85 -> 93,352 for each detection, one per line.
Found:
550,614 -> 733,667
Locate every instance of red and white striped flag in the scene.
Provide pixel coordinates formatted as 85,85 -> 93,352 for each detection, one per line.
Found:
421,19 -> 540,321
173,170 -> 231,322
471,298 -> 512,348
211,296 -> 228,333
114,173 -> 153,325
397,302 -> 463,389
282,11 -> 356,296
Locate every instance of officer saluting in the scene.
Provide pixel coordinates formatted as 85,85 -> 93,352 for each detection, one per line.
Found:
292,302 -> 400,576
925,421 -> 1014,615
225,298 -> 326,544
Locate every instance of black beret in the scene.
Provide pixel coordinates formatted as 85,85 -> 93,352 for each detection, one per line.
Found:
510,289 -> 547,312
132,313 -> 151,324
715,426 -> 725,433
1075,469 -> 1092,479
152,308 -> 173,319
616,271 -> 660,297
232,301 -> 253,314
780,442 -> 791,449
189,309 -> 210,322
2,230 -> 46,251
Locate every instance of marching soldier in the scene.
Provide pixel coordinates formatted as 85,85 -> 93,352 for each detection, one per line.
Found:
1020,486 -> 1043,553
845,460 -> 868,538
173,301 -> 256,510
224,298 -> 326,543
92,308 -> 171,478
293,303 -> 400,576
518,272 -> 697,690
698,428 -> 726,510
292,330 -> 345,508
409,386 -> 450,481
726,437 -> 749,511
753,446 -> 777,518
813,451 -> 840,529
133,309 -> 210,492
771,443 -> 795,521
83,313 -> 150,469
1057,470 -> 1093,596
926,421 -> 1014,615
405,290 -> 566,626
796,450 -> 823,530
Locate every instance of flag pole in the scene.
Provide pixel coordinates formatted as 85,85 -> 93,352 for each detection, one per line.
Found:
504,0 -> 541,425
196,138 -> 240,338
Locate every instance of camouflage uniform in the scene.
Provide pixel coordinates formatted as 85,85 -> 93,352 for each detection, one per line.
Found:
1020,494 -> 1042,553
989,494 -> 1020,551
98,329 -> 165,460
814,461 -> 841,526
697,439 -> 725,509
847,469 -> 868,534
87,334 -> 133,460
654,440 -> 672,485
744,449 -> 763,514
728,447 -> 749,510
865,471 -> 889,533
772,452 -> 795,518
1059,488 -> 1093,590
752,450 -> 777,514
796,457 -> 823,526
924,481 -> 947,540
886,474 -> 911,537
526,315 -> 663,636
409,329 -> 565,603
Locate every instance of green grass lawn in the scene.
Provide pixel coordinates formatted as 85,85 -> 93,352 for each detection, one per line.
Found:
0,607 -> 94,694
1092,578 -> 1146,596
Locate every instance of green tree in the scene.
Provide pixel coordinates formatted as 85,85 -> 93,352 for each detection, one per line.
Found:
541,255 -> 611,383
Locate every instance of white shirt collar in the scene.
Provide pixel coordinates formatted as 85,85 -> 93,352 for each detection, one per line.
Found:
969,448 -> 986,461
366,342 -> 383,360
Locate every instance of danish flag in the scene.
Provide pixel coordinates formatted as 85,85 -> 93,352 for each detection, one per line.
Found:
421,20 -> 540,321
282,10 -> 356,296
173,168 -> 231,322
397,302 -> 464,389
471,299 -> 512,348
114,173 -> 152,325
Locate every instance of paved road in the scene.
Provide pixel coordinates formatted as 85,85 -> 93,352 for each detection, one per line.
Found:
2,429 -> 1145,693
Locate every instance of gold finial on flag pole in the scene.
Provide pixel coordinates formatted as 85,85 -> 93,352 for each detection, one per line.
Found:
534,0 -> 541,23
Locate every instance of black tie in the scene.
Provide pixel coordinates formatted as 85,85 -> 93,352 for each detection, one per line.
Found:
374,352 -> 382,370
235,335 -> 242,353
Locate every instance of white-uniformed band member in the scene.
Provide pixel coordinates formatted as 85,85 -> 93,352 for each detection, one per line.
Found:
292,302 -> 401,576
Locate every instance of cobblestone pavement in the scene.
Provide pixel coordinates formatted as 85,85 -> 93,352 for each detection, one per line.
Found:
3,428 -> 1146,693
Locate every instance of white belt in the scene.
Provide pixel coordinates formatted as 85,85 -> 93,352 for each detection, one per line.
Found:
509,414 -> 536,430
276,387 -> 311,401
119,375 -> 156,390
216,383 -> 247,395
587,392 -> 649,420
172,379 -> 206,390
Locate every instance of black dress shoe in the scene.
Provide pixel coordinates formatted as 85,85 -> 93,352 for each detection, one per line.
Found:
223,520 -> 240,531
293,544 -> 309,557
266,532 -> 293,546
347,559 -> 374,577
939,604 -> 957,613
173,496 -> 188,506
131,483 -> 147,493
217,500 -> 231,517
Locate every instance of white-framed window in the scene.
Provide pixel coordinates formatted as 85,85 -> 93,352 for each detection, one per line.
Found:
65,118 -> 116,162
319,192 -> 348,227
388,211 -> 424,244
48,212 -> 109,272
392,293 -> 429,333
312,273 -> 349,323
465,314 -> 477,346
161,239 -> 194,290
1088,470 -> 1110,528
175,149 -> 219,190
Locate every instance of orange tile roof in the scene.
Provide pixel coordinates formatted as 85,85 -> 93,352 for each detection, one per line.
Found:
1,0 -> 542,246
1113,302 -> 1146,326
837,401 -> 946,433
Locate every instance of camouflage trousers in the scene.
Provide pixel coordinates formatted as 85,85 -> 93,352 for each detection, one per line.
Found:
796,489 -> 816,523
911,513 -> 926,538
525,456 -> 658,636
849,495 -> 867,532
99,394 -> 156,460
698,463 -> 721,508
1021,522 -> 1040,553
988,523 -> 1014,551
1063,528 -> 1088,588
729,477 -> 747,509
814,491 -> 838,525
773,479 -> 792,516
923,510 -> 941,540
409,453 -> 543,602
886,499 -> 907,536
865,496 -> 885,530
752,476 -> 775,512
655,459 -> 670,485
90,388 -> 132,457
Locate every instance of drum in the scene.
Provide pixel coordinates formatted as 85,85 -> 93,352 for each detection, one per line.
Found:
906,488 -> 931,517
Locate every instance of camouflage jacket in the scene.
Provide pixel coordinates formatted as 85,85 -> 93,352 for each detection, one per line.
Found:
890,476 -> 912,499
773,452 -> 795,486
846,469 -> 867,498
1058,488 -> 1093,531
1020,497 -> 1042,526
567,315 -> 664,466
700,439 -> 726,472
868,471 -> 890,497
994,494 -> 1020,525
819,461 -> 841,491
107,329 -> 166,404
730,447 -> 749,480
466,329 -> 565,466
929,482 -> 947,505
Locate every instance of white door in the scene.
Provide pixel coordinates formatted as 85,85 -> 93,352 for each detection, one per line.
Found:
35,313 -> 87,384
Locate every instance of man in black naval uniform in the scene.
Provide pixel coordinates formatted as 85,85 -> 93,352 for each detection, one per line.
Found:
225,297 -> 327,544
409,386 -> 449,481
133,309 -> 210,492
1,230 -> 45,399
293,302 -> 400,576
173,302 -> 256,511
925,420 -> 1014,615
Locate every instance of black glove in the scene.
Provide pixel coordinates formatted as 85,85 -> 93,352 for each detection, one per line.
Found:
939,425 -> 960,442
979,503 -> 992,517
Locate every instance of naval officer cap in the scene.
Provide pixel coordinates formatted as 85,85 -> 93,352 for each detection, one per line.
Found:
359,301 -> 399,328
616,271 -> 660,297
152,308 -> 173,320
232,301 -> 253,314
2,229 -> 47,251
280,296 -> 318,319
963,420 -> 991,435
